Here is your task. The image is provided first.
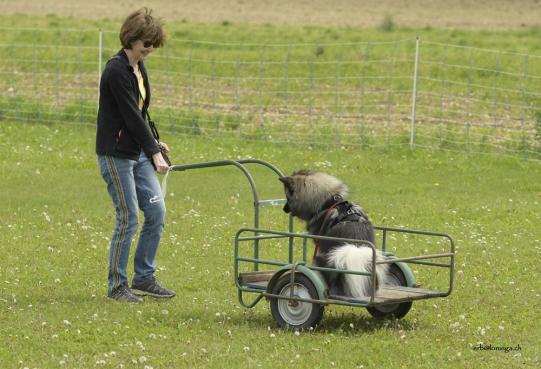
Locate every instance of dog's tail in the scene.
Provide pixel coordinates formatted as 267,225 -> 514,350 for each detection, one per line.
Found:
327,244 -> 390,299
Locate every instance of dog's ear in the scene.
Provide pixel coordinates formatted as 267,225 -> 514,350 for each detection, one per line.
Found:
279,176 -> 294,191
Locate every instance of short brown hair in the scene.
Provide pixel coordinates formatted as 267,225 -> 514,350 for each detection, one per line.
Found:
119,8 -> 166,49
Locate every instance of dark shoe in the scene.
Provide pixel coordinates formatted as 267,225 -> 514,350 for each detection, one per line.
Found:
131,276 -> 176,299
108,286 -> 143,303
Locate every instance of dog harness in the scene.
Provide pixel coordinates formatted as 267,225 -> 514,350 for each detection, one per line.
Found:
312,195 -> 370,260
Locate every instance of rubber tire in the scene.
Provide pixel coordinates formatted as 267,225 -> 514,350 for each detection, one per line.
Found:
270,273 -> 324,330
366,263 -> 413,319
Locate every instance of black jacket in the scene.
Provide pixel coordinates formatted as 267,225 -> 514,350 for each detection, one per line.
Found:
96,49 -> 160,160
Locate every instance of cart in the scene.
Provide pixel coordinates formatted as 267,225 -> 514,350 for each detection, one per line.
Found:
170,159 -> 455,330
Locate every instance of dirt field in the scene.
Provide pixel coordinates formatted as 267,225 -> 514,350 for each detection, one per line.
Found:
0,0 -> 539,29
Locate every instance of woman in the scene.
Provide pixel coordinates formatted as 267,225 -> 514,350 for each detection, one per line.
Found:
96,8 -> 175,302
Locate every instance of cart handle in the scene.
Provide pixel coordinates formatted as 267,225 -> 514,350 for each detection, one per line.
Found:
170,159 -> 294,271
171,160 -> 260,204
169,159 -> 287,205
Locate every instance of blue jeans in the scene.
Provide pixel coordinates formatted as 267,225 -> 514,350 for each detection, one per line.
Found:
98,150 -> 166,293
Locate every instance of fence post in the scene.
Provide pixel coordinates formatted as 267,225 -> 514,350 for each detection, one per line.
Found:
359,42 -> 371,147
283,44 -> 291,142
258,47 -> 265,132
410,37 -> 420,148
235,43 -> 242,135
334,45 -> 343,145
188,40 -> 194,133
520,54 -> 529,141
98,30 -> 103,110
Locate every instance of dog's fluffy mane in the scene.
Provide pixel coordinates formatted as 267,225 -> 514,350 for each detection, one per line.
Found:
284,170 -> 349,220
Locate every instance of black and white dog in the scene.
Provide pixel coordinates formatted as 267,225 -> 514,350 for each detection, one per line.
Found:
279,170 -> 389,298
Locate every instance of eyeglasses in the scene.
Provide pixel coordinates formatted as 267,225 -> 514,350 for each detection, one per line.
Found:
143,40 -> 157,48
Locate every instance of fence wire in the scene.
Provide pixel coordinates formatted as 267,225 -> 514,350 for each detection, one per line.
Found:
0,27 -> 540,159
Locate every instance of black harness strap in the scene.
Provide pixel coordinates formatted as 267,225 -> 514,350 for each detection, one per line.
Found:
333,202 -> 366,224
313,196 -> 342,260
312,195 -> 368,260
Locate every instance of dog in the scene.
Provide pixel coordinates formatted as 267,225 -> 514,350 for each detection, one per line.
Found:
279,170 -> 389,298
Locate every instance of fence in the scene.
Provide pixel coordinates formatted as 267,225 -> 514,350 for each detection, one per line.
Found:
1,27 -> 540,159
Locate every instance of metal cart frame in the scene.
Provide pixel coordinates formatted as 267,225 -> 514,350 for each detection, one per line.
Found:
171,159 -> 455,327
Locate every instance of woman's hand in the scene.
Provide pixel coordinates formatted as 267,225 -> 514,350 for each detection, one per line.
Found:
152,152 -> 170,174
159,142 -> 170,153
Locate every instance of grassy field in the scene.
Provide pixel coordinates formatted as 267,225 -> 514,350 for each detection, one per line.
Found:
0,121 -> 540,368
1,6 -> 541,368
2,15 -> 541,156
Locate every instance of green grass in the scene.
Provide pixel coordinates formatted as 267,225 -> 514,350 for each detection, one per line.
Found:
0,121 -> 540,368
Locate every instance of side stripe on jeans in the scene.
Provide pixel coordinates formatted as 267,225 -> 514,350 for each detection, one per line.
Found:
105,156 -> 129,290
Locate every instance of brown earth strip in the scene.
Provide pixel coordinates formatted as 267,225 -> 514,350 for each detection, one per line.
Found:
0,0 -> 539,29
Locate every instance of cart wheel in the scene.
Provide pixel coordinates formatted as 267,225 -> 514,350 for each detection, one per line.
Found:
270,273 -> 324,330
366,263 -> 413,319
